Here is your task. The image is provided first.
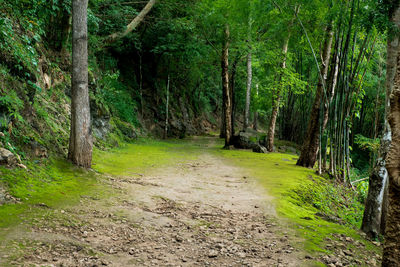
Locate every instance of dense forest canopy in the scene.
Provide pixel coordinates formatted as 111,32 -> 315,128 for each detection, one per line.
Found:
1,0 -> 400,265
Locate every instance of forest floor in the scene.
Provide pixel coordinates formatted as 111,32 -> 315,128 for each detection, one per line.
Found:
0,137 -> 381,266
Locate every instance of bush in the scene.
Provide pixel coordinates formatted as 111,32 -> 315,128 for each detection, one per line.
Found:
95,72 -> 139,125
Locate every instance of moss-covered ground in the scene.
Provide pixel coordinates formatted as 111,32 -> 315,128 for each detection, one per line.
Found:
0,139 -> 196,238
92,138 -> 198,176
0,136 -> 380,263
216,147 -> 381,256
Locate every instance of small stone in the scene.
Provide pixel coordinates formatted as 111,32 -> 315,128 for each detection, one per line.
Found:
17,163 -> 27,169
175,235 -> 183,243
208,250 -> 218,258
238,252 -> 246,258
372,241 -> 380,247
343,250 -> 352,256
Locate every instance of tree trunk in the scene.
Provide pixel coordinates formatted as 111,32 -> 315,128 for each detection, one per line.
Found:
266,93 -> 281,152
244,14 -> 252,130
362,40 -> 394,239
68,0 -> 93,168
230,55 -> 240,137
266,36 -> 289,152
266,6 -> 299,152
222,24 -> 232,147
253,84 -> 259,130
297,24 -> 334,168
244,51 -> 252,130
382,3 -> 400,266
164,74 -> 170,139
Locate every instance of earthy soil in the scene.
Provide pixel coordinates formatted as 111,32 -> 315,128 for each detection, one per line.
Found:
1,140 -> 314,267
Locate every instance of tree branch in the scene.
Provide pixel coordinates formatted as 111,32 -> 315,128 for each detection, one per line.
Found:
107,0 -> 156,43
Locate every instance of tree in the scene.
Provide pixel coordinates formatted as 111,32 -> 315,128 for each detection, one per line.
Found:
222,24 -> 232,147
68,0 -> 92,168
244,6 -> 253,130
361,37 -> 393,240
266,5 -> 300,152
297,23 -> 334,168
383,2 -> 400,265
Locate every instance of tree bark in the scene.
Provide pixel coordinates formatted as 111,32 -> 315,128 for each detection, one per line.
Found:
244,13 -> 252,130
297,24 -> 334,168
107,0 -> 156,43
222,24 -> 232,147
68,0 -> 93,168
383,3 -> 400,266
244,50 -> 252,130
362,39 -> 394,240
253,84 -> 259,130
230,54 -> 240,137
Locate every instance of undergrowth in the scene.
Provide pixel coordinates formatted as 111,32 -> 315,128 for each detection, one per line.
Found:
290,177 -> 365,228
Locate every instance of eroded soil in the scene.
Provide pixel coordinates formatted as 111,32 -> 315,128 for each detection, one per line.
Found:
1,140 -> 313,266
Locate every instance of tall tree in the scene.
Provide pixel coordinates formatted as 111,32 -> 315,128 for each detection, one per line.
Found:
361,36 -> 393,240
68,0 -> 92,168
266,5 -> 300,152
244,9 -> 253,130
383,2 -> 400,265
297,23 -> 334,168
222,24 -> 232,147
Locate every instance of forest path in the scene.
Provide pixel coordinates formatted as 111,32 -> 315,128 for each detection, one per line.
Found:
2,137 -> 309,267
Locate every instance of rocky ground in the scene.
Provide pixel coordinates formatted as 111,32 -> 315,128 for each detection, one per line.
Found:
0,145 -> 312,266
320,233 -> 381,267
0,138 -> 381,267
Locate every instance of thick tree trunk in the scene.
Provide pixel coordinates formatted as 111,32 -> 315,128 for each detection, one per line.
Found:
68,0 -> 92,168
362,129 -> 391,239
362,37 -> 395,239
222,24 -> 232,147
383,4 -> 400,266
266,6 -> 299,152
297,25 -> 334,168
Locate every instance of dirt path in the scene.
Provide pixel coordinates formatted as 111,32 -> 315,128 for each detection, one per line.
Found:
2,139 -> 308,266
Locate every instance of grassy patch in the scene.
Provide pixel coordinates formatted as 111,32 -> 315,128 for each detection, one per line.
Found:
92,138 -> 198,176
0,138 -> 200,234
0,159 -> 105,232
217,148 -> 379,255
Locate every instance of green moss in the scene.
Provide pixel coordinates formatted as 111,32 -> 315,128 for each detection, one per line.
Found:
0,159 -> 107,233
217,149 -> 379,255
92,138 -> 198,176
